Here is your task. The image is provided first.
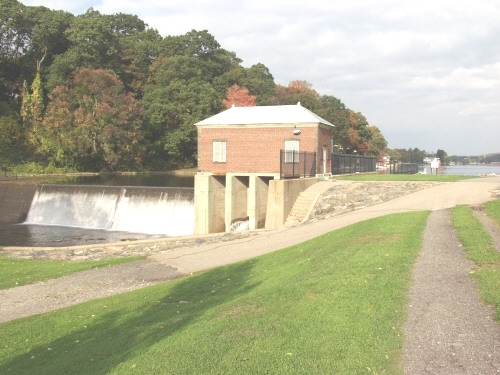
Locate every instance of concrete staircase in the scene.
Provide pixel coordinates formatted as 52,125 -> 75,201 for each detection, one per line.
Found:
284,191 -> 320,227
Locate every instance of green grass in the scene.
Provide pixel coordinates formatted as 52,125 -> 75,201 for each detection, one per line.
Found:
472,266 -> 500,321
485,199 -> 500,227
0,211 -> 429,375
337,174 -> 476,182
451,205 -> 500,265
0,256 -> 143,290
451,205 -> 500,320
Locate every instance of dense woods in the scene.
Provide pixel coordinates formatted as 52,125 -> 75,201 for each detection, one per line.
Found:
1,0 -> 388,173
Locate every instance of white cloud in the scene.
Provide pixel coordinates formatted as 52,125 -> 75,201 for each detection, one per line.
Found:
18,0 -> 500,154
22,0 -> 96,14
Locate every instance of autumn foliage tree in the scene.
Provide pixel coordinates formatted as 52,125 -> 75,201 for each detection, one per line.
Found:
40,68 -> 144,171
222,84 -> 256,108
0,1 -> 389,171
272,80 -> 321,109
21,71 -> 45,149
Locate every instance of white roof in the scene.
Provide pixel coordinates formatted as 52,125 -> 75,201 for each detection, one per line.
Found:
195,103 -> 334,127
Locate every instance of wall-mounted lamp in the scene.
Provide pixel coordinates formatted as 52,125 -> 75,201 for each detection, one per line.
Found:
293,126 -> 301,135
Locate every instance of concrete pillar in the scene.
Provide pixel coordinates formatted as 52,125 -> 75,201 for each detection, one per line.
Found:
194,174 -> 225,235
225,174 -> 249,231
249,176 -> 271,230
247,176 -> 258,230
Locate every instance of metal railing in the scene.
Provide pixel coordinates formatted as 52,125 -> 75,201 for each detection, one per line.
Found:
280,150 -> 317,179
331,154 -> 376,174
389,162 -> 419,174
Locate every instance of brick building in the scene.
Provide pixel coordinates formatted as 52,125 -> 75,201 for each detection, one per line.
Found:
195,103 -> 334,176
193,103 -> 334,235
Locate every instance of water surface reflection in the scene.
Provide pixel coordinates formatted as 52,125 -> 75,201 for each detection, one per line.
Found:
1,173 -> 194,247
50,173 -> 195,187
0,224 -> 165,247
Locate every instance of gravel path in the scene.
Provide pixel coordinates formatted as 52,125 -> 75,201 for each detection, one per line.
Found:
403,209 -> 500,374
1,176 -> 500,374
0,260 -> 182,323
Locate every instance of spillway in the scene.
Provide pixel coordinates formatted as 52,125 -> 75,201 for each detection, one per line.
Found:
24,184 -> 194,236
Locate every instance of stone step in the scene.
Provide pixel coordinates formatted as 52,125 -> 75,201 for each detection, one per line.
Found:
284,192 -> 320,228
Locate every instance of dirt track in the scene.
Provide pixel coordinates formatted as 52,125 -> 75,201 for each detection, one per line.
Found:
403,209 -> 500,374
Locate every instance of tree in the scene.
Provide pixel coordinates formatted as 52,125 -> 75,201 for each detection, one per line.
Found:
142,55 -> 222,168
23,6 -> 73,72
0,102 -> 25,167
346,110 -> 360,153
436,149 -> 448,165
272,80 -> 320,109
21,71 -> 44,147
386,149 -> 401,162
0,0 -> 29,60
46,9 -> 117,90
389,148 -> 427,163
365,126 -> 388,157
41,68 -> 144,171
163,30 -> 237,84
244,63 -> 276,105
317,95 -> 349,152
222,84 -> 256,108
0,0 -> 36,99
115,27 -> 163,98
0,1 -> 73,138
0,3 -> 390,173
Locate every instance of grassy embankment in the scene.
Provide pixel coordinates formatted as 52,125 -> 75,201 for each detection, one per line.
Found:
337,173 -> 476,182
1,173 -> 498,374
451,200 -> 500,320
1,211 -> 429,374
0,257 -> 143,290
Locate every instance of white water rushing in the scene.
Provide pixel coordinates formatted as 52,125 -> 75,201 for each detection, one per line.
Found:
25,185 -> 194,236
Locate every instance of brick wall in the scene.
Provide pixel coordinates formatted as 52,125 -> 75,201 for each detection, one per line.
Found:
317,125 -> 333,173
197,124 -> 327,175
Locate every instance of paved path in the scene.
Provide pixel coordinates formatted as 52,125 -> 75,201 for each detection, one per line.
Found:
1,176 -> 500,374
150,177 -> 500,274
403,209 -> 500,374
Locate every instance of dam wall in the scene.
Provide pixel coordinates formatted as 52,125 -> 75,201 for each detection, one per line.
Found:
0,181 -> 38,224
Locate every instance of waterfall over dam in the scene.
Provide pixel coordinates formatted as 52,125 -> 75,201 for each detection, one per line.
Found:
25,184 -> 194,236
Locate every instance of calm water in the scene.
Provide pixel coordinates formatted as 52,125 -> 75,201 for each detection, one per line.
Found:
442,165 -> 500,176
1,173 -> 195,248
0,224 -> 166,248
45,173 -> 195,187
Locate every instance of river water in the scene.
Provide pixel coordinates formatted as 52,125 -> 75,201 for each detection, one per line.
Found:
2,168 -> 498,248
41,173 -> 195,187
442,165 -> 500,176
0,174 -> 195,248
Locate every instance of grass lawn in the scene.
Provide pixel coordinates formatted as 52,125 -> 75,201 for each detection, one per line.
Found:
485,199 -> 500,226
0,257 -> 142,290
337,174 -> 476,182
451,205 -> 500,321
0,211 -> 429,375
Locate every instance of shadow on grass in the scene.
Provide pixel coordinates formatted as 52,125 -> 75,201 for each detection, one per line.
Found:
0,261 -> 258,375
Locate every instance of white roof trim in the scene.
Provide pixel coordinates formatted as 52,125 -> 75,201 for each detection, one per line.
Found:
195,104 -> 334,127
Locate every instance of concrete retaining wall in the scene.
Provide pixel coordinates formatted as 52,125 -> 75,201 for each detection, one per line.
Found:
265,177 -> 318,230
195,173 -> 316,234
0,182 -> 38,224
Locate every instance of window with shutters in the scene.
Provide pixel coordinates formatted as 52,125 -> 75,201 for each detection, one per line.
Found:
212,140 -> 226,162
284,140 -> 299,163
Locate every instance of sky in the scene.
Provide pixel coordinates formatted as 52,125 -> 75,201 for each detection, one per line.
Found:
21,0 -> 500,156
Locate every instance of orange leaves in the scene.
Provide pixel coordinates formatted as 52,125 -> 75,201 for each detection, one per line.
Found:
222,84 -> 256,108
287,80 -> 320,98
